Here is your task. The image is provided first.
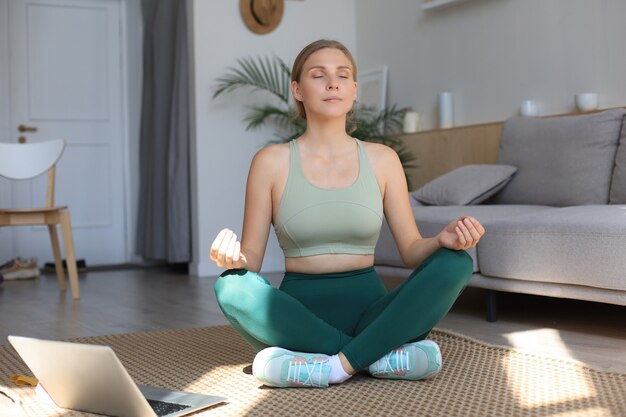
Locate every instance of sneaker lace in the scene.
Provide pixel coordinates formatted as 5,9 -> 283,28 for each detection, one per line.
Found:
287,356 -> 328,387
384,347 -> 410,374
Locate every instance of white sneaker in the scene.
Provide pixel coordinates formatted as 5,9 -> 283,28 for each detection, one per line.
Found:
0,257 -> 40,280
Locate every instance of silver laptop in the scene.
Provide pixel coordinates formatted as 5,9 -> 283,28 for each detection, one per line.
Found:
8,335 -> 226,417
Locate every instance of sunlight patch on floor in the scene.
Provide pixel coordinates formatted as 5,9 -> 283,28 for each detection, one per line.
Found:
183,364 -> 270,413
503,328 -> 572,358
502,328 -> 597,410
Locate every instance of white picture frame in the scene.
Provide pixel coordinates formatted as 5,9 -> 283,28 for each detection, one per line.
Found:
357,66 -> 388,113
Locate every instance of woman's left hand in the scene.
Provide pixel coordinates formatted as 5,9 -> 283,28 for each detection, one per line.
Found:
437,216 -> 485,250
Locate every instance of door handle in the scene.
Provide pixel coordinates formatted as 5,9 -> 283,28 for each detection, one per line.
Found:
18,124 -> 38,133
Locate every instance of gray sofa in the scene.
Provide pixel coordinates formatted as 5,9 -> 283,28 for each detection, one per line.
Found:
374,108 -> 626,321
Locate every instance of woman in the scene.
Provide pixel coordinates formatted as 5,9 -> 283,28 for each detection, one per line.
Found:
210,39 -> 484,388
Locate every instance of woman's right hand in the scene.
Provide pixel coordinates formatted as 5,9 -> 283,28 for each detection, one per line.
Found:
210,228 -> 248,270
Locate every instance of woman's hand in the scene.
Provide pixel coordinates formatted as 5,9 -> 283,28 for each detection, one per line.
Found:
210,228 -> 248,270
437,216 -> 485,250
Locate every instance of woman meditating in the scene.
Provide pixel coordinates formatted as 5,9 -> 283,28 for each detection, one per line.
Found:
210,39 -> 485,388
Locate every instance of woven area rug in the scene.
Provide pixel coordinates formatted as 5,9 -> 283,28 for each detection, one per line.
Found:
1,326 -> 625,417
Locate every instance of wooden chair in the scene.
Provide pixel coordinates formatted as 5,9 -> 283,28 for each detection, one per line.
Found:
0,140 -> 80,299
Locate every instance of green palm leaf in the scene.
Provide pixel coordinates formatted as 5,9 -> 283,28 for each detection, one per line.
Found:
243,104 -> 296,131
213,56 -> 291,104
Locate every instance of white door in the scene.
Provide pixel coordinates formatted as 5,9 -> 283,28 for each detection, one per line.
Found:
3,0 -> 128,266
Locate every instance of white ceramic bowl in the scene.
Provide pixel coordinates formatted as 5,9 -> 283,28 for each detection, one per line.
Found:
575,93 -> 599,112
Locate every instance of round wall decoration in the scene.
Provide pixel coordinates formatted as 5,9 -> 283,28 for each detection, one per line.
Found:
240,0 -> 284,35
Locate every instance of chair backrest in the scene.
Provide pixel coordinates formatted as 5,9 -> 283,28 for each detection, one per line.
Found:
0,140 -> 66,207
0,140 -> 65,180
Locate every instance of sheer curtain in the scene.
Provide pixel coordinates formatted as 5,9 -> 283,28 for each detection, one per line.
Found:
137,0 -> 190,263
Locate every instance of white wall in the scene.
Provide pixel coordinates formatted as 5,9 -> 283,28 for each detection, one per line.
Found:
0,0 -> 12,255
355,0 -> 626,129
0,0 -> 8,143
189,0 -> 357,276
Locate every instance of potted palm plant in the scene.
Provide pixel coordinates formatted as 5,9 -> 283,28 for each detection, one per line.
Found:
213,56 -> 416,188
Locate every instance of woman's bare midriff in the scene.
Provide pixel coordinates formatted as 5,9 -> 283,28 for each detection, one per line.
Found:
285,253 -> 375,274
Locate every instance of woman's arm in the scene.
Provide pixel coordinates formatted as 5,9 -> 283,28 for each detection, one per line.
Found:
210,145 -> 281,272
376,145 -> 484,269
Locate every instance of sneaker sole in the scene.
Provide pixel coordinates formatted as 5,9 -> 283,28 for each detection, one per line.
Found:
2,270 -> 39,280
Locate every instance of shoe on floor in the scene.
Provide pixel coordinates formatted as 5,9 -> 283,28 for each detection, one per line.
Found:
0,257 -> 40,281
252,347 -> 331,388
369,340 -> 442,380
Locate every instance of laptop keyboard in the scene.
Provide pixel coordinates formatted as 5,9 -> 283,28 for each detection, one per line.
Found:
147,399 -> 192,416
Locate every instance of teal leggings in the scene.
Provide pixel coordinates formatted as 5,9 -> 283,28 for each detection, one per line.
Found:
214,248 -> 472,370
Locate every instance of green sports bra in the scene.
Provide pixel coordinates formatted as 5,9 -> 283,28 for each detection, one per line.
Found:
274,138 -> 384,258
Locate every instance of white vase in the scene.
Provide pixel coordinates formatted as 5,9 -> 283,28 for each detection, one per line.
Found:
520,100 -> 539,117
439,92 -> 453,128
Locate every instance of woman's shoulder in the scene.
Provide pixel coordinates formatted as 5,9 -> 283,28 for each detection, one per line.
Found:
252,142 -> 290,166
249,142 -> 290,183
358,139 -> 400,166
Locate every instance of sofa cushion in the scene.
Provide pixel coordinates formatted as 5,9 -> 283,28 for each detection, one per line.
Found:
609,116 -> 626,203
374,205 -> 553,274
411,164 -> 517,206
493,109 -> 626,206
477,205 -> 626,291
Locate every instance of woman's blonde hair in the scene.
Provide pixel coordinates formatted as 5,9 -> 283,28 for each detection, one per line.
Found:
291,39 -> 358,126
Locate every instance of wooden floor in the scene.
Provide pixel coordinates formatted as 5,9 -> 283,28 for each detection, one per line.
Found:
1,267 -> 625,373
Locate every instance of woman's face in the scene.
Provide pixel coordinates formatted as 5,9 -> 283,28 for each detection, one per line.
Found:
292,48 -> 357,121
